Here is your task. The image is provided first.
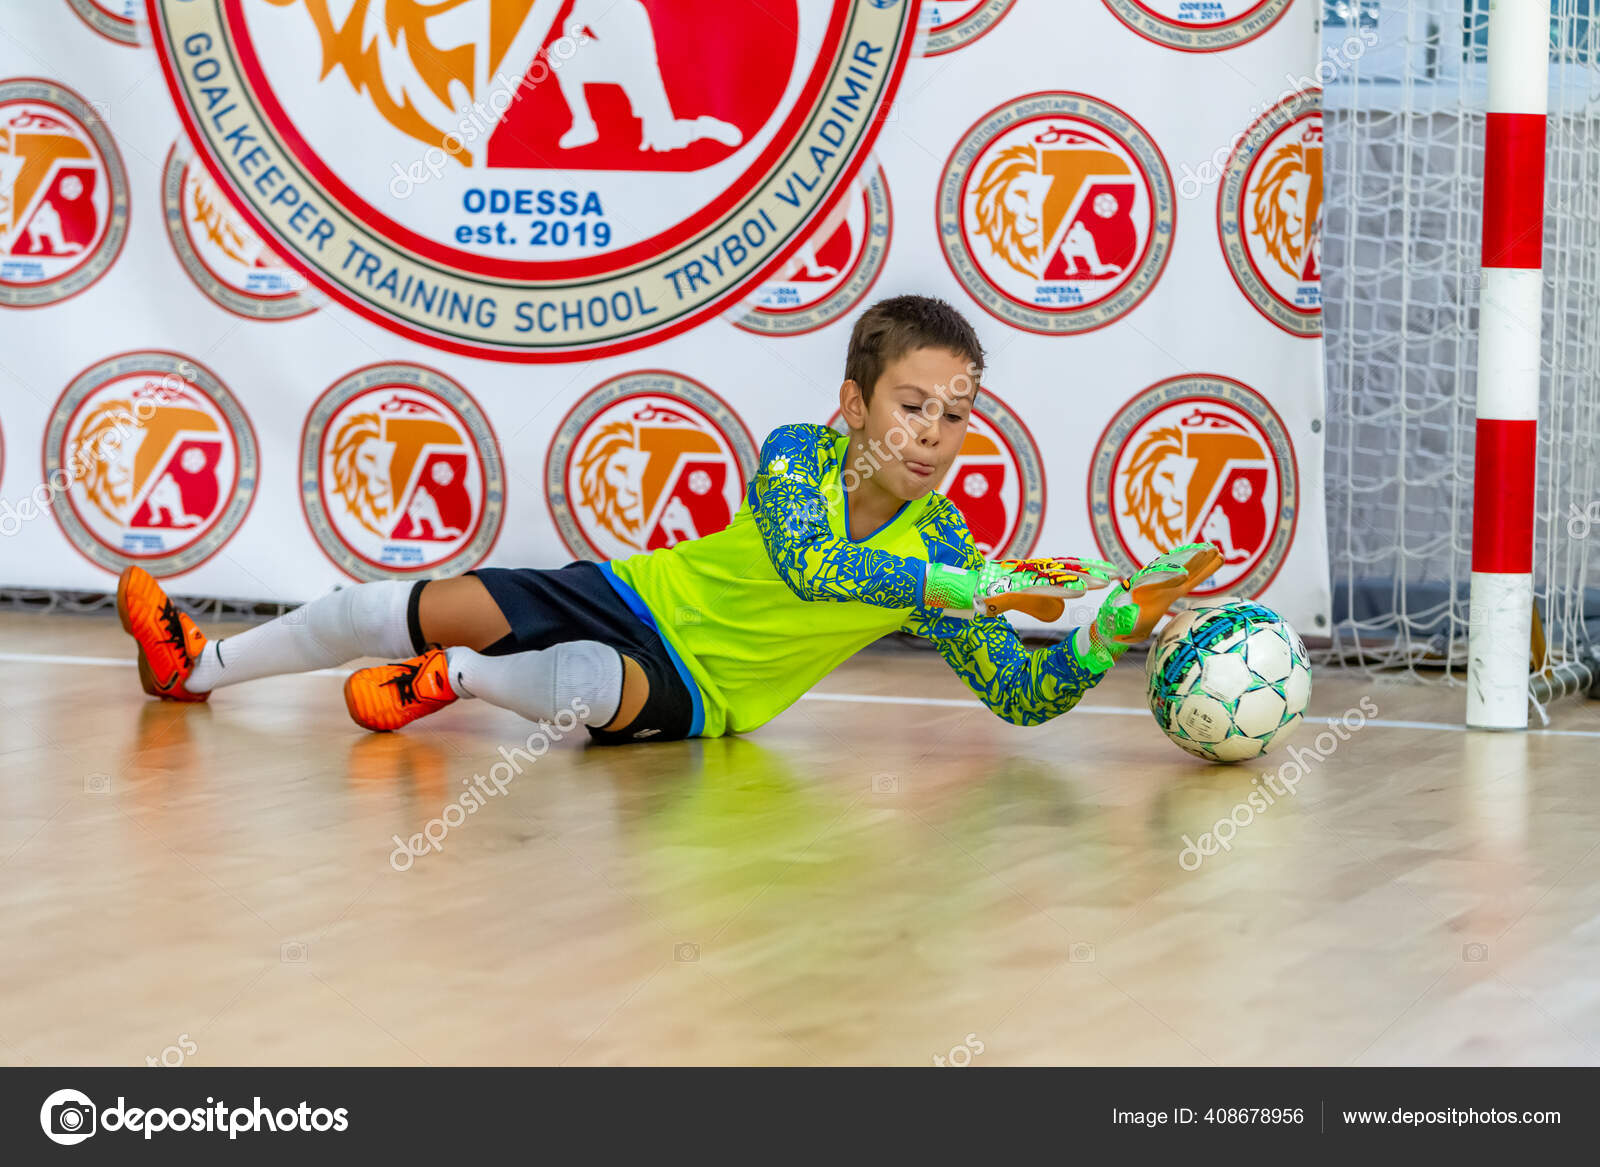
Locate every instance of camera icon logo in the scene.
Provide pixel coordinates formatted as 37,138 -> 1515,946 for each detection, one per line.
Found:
871,773 -> 899,794
40,1088 -> 96,1146
84,773 -> 111,795
1070,942 -> 1096,964
1462,942 -> 1489,963
674,942 -> 700,963
281,941 -> 308,963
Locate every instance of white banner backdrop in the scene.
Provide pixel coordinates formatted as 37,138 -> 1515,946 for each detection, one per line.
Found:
0,0 -> 1331,637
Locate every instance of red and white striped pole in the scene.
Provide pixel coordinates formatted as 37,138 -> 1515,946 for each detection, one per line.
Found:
1468,0 -> 1548,730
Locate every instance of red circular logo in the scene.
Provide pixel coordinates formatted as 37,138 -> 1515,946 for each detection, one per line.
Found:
732,163 -> 892,338
43,351 -> 257,577
918,1 -> 1018,56
301,364 -> 505,580
148,0 -> 921,360
1090,375 -> 1297,598
938,92 -> 1174,335
163,142 -> 320,321
66,0 -> 143,46
0,78 -> 129,308
548,371 -> 757,560
1102,0 -> 1295,52
1218,90 -> 1322,336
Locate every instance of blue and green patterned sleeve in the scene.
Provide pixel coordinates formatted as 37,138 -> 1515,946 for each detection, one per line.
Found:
900,498 -> 1106,727
750,424 -> 927,607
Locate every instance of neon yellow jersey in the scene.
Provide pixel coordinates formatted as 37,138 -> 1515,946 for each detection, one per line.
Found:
606,427 -> 929,735
604,423 -> 1105,736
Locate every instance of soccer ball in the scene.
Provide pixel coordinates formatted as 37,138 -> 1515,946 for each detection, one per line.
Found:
1145,597 -> 1312,764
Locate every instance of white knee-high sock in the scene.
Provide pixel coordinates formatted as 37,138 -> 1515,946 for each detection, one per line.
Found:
187,581 -> 417,692
445,642 -> 623,727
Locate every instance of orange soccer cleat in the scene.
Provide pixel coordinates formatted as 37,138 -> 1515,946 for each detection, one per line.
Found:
343,649 -> 457,732
116,565 -> 210,702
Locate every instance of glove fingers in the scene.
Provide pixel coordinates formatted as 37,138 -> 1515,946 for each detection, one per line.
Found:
1084,544 -> 1224,657
1131,544 -> 1224,595
1057,556 -> 1119,581
1144,543 -> 1223,581
1128,563 -> 1188,589
1184,544 -> 1225,584
1001,557 -> 1117,591
1120,559 -> 1223,641
1167,541 -> 1221,563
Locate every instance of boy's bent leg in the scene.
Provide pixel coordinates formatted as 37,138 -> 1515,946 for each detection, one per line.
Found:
602,655 -> 651,733
186,579 -> 418,693
343,648 -> 649,734
414,574 -> 513,652
443,641 -> 633,730
345,564 -> 670,736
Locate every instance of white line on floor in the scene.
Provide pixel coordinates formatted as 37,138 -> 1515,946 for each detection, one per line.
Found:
0,652 -> 350,677
800,692 -> 1600,738
6,651 -> 1600,738
0,652 -> 134,668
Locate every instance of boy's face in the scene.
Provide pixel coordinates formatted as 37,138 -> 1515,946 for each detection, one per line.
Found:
840,346 -> 976,502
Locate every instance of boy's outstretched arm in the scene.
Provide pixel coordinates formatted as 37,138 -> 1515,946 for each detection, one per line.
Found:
749,423 -> 929,607
901,499 -> 1111,726
904,506 -> 1224,725
751,424 -> 1103,615
905,607 -> 1110,727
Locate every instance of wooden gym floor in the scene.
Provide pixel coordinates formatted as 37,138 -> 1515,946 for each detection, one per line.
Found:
3,609 -> 1599,1066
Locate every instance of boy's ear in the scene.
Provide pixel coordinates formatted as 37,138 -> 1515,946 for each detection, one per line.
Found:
839,379 -> 868,429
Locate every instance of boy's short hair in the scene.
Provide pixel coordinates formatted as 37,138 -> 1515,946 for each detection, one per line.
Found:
845,295 -> 985,403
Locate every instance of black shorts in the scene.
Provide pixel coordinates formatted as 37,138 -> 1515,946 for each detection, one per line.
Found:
409,562 -> 697,745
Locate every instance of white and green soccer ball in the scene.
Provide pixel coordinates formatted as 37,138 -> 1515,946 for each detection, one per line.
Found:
1145,597 -> 1312,764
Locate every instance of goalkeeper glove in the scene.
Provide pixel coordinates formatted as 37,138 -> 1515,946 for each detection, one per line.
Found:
924,557 -> 1117,622
1072,542 -> 1225,673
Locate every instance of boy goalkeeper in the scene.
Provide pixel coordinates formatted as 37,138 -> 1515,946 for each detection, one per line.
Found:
117,296 -> 1219,743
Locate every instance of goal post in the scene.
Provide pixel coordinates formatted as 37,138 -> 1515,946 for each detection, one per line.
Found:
1467,0 -> 1549,730
1322,0 -> 1600,727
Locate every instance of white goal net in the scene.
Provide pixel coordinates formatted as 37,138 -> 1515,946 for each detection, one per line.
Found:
1321,0 -> 1600,718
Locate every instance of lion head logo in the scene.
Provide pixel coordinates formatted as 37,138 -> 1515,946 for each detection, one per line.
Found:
328,411 -> 395,537
70,398 -> 142,523
189,167 -> 269,268
1250,137 -> 1320,280
261,0 -> 741,166
574,419 -> 647,549
1120,424 -> 1192,549
261,0 -> 493,163
972,143 -> 1042,278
